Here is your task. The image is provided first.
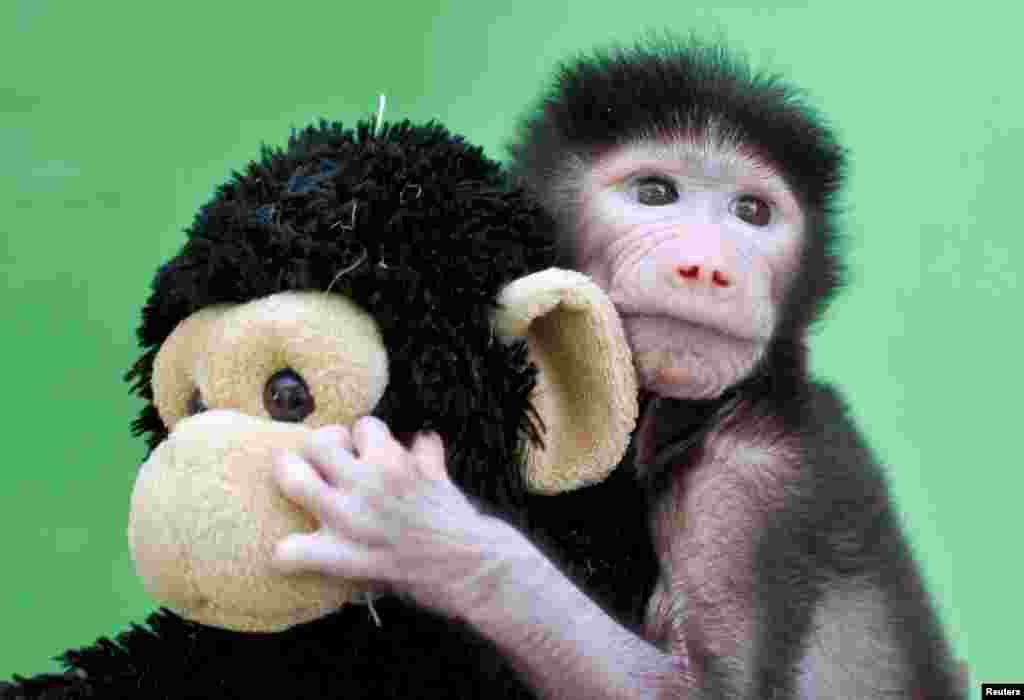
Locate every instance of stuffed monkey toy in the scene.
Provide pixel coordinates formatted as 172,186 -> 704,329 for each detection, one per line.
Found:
1,120 -> 658,699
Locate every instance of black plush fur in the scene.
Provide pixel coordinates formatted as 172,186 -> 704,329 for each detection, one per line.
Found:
2,121 -> 658,699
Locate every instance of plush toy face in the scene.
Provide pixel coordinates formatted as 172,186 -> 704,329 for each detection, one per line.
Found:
124,121 -> 637,633
129,292 -> 388,632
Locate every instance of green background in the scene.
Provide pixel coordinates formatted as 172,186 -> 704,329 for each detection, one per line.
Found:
1,0 -> 1016,686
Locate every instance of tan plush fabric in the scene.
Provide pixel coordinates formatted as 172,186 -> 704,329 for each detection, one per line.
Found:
495,269 -> 637,494
129,412 -> 363,632
152,292 -> 389,432
133,292 -> 388,632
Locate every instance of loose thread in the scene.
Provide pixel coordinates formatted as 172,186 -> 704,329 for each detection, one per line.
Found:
353,590 -> 383,627
330,201 -> 359,231
374,94 -> 387,137
324,248 -> 368,295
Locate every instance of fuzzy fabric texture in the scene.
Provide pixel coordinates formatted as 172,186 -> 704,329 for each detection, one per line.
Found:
128,120 -> 555,510
3,121 -> 658,699
493,268 -> 638,494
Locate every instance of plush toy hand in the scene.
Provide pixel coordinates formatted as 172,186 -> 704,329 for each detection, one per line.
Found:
271,416 -> 519,618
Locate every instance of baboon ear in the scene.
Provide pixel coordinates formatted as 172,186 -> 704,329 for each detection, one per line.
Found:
494,269 -> 638,494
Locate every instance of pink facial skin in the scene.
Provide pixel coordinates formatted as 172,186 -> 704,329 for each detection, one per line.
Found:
574,138 -> 805,400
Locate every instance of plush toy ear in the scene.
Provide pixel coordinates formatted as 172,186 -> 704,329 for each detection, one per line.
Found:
494,269 -> 637,495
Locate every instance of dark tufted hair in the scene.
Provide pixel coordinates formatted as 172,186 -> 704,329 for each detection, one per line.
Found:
507,34 -> 847,342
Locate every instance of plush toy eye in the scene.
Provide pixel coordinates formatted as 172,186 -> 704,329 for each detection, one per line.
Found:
731,194 -> 772,226
264,369 -> 315,423
633,176 -> 679,206
188,388 -> 208,416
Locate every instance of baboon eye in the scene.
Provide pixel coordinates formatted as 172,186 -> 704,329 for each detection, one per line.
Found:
633,176 -> 679,206
264,369 -> 315,423
188,388 -> 208,416
732,194 -> 772,226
